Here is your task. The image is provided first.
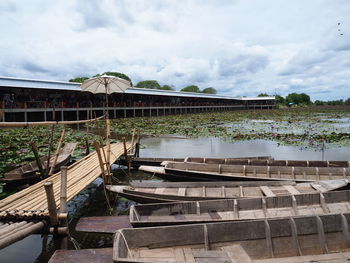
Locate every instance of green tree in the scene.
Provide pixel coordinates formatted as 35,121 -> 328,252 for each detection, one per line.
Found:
257,93 -> 269,97
181,85 -> 200,93
274,95 -> 285,105
202,87 -> 217,94
286,93 -> 311,105
69,77 -> 89,83
95,71 -> 132,85
160,84 -> 175,91
345,98 -> 350,105
135,80 -> 161,89
314,100 -> 325,106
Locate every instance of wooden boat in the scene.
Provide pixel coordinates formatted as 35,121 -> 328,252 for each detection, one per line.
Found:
120,156 -> 273,167
129,189 -> 350,227
106,179 -> 349,204
1,142 -> 77,185
114,213 -> 350,262
140,161 -> 350,182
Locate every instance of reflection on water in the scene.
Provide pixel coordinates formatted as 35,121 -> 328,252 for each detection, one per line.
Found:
1,136 -> 350,263
139,137 -> 350,161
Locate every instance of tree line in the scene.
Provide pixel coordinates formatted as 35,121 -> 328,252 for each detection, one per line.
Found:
258,93 -> 350,106
69,72 -> 217,94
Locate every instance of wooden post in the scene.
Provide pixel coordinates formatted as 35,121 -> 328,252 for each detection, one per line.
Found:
46,124 -> 55,175
93,140 -> 111,184
85,136 -> 90,155
135,129 -> 141,157
48,127 -> 66,176
131,128 -> 136,151
122,137 -> 128,157
44,181 -> 58,227
60,166 -> 68,213
60,166 -> 68,249
30,142 -> 46,178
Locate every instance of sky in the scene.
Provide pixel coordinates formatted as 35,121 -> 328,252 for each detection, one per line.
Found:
0,0 -> 349,100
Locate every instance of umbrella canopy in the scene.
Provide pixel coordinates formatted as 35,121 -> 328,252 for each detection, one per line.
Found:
80,74 -> 131,94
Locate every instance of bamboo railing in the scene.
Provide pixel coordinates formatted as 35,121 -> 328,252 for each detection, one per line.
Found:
0,116 -> 104,127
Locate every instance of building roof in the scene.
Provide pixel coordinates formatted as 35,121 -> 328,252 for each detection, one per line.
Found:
0,76 -> 275,101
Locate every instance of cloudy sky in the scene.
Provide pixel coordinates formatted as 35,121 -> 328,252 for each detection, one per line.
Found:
0,0 -> 349,100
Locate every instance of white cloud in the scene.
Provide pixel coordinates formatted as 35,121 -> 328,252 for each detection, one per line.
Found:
0,0 -> 350,100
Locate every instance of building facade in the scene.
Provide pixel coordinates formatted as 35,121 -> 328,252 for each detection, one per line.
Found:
0,76 -> 275,122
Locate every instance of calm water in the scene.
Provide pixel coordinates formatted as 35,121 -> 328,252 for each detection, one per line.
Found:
1,137 -> 350,262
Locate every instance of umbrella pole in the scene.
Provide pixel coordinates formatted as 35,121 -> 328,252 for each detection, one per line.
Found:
105,84 -> 112,184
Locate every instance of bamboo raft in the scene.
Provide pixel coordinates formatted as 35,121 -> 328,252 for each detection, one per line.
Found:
106,179 -> 350,203
130,190 -> 350,227
140,161 -> 350,182
114,213 -> 350,262
0,142 -> 134,219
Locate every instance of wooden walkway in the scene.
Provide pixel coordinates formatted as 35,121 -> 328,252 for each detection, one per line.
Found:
0,142 -> 133,219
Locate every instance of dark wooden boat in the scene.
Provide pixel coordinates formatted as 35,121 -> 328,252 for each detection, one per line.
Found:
114,213 -> 350,262
127,156 -> 350,168
1,142 -> 77,185
106,179 -> 349,204
140,161 -> 350,182
120,156 -> 274,167
130,189 -> 350,227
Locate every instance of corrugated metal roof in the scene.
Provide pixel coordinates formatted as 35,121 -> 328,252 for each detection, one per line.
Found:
0,76 -> 275,101
0,76 -> 81,91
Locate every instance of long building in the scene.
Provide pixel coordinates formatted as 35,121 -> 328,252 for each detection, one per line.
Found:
0,76 -> 275,122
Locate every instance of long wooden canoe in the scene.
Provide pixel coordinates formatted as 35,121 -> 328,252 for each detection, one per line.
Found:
140,161 -> 350,182
123,156 -> 350,168
114,213 -> 350,262
130,190 -> 350,227
120,156 -> 273,167
1,142 -> 77,185
106,179 -> 349,204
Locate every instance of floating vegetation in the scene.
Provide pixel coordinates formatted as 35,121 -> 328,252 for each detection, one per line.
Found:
0,126 -> 100,178
88,107 -> 350,151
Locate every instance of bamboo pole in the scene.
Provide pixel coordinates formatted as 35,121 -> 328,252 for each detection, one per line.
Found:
0,116 -> 104,127
0,221 -> 45,249
60,166 -> 67,214
93,141 -> 106,181
60,166 -> 68,248
46,125 -> 55,175
48,127 -> 66,176
30,142 -> 46,178
44,182 -> 58,226
85,136 -> 90,155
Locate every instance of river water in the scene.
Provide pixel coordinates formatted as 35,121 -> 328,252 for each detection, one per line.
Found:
1,136 -> 350,262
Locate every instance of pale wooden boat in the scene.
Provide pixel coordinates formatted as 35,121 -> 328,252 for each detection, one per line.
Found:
121,156 -> 273,167
114,213 -> 350,262
130,189 -> 350,227
106,179 -> 349,204
140,161 -> 350,182
1,142 -> 77,185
